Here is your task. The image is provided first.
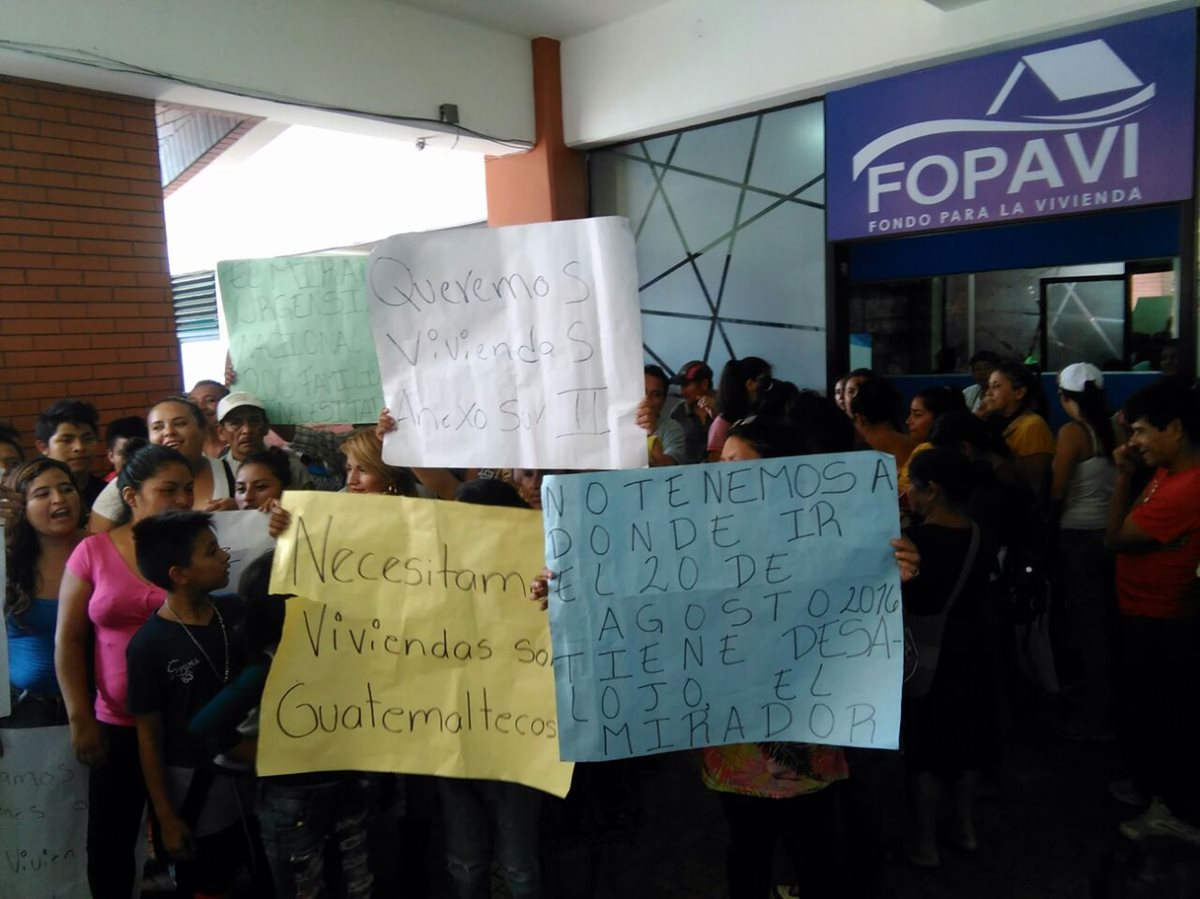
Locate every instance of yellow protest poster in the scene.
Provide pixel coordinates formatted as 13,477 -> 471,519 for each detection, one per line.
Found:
258,491 -> 574,798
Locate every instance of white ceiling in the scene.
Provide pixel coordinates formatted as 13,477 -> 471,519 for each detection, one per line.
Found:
396,0 -> 674,38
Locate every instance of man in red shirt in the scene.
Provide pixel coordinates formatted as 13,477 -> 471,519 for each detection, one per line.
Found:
1107,383 -> 1200,845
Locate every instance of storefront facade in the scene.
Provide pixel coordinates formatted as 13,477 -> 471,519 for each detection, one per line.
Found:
592,9 -> 1198,400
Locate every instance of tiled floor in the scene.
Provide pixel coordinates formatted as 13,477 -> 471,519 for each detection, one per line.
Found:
532,700 -> 1173,899
204,693 -> 1195,897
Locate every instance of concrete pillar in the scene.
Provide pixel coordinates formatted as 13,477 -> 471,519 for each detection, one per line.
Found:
485,38 -> 586,227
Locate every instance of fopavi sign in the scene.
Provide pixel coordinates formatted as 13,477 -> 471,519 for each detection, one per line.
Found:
826,11 -> 1195,241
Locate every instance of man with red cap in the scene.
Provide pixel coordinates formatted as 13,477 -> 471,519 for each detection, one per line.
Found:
669,360 -> 718,465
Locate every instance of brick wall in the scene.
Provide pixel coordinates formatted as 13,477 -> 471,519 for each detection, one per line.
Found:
0,75 -> 180,457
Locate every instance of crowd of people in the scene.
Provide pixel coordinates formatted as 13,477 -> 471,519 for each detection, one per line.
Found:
2,349 -> 1200,898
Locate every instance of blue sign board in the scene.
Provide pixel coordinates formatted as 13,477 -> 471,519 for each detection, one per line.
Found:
542,453 -> 903,762
826,11 -> 1195,240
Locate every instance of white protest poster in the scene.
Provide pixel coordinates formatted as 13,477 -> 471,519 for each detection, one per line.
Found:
0,726 -> 89,898
0,524 -> 8,718
210,510 -> 274,591
367,217 -> 645,469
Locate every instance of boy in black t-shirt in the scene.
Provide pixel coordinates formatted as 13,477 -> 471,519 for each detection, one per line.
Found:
128,511 -> 248,897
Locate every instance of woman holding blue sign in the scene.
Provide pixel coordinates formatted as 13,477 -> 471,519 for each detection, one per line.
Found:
529,415 -> 922,899
703,417 -> 848,898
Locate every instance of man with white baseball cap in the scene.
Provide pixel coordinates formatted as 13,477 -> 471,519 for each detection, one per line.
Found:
217,392 -> 312,489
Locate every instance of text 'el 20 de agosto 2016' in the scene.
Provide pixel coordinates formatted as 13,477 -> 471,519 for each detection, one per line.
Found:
543,452 -> 904,762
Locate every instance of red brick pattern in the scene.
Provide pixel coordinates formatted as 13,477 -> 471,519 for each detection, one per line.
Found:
0,76 -> 180,455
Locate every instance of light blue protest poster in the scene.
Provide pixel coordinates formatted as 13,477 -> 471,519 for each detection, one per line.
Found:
219,256 -> 384,425
542,452 -> 903,762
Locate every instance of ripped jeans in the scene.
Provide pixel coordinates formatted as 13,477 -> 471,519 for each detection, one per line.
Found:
438,777 -> 543,899
258,775 -> 374,899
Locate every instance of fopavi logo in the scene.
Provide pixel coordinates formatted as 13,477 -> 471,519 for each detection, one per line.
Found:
825,11 -> 1195,241
858,40 -> 1150,219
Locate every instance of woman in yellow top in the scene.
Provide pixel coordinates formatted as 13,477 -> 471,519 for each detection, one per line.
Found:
984,361 -> 1055,500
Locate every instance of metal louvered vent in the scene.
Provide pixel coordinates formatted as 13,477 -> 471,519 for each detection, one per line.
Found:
172,270 -> 219,343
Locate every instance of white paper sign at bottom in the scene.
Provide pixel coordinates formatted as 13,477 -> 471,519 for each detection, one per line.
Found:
0,726 -> 89,898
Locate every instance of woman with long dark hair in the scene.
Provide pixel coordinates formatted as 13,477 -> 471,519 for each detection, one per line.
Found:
907,386 -> 967,451
900,386 -> 969,509
1052,364 -> 1117,500
1051,363 -> 1118,740
3,458 -> 82,729
984,361 -> 1055,499
234,447 -> 292,511
902,448 -> 995,866
707,357 -> 773,460
698,415 -> 922,896
929,410 -> 1026,548
89,396 -> 237,532
56,443 -> 196,897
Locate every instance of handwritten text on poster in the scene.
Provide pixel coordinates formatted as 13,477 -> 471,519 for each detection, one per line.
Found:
367,218 -> 644,469
542,453 -> 904,761
220,256 -> 383,424
258,491 -> 573,796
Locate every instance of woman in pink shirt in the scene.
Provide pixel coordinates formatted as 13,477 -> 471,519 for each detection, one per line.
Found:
55,442 -> 195,898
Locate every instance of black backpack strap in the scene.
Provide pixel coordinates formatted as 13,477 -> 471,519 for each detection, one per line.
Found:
941,522 -> 981,620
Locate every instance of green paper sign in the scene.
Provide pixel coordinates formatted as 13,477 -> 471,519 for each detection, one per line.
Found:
218,256 -> 384,424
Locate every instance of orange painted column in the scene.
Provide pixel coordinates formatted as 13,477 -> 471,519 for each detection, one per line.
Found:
485,37 -> 586,226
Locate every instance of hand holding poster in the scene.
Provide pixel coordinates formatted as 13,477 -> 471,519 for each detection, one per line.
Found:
0,726 -> 89,898
367,217 -> 645,469
219,256 -> 384,424
542,453 -> 904,762
258,492 -> 573,797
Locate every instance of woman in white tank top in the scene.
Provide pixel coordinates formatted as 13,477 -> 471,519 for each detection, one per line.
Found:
1051,363 -> 1117,740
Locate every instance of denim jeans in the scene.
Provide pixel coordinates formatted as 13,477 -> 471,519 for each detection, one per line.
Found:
437,777 -> 543,899
258,776 -> 373,899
